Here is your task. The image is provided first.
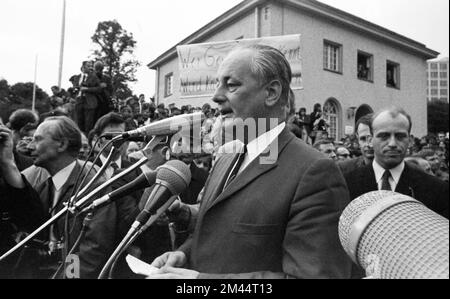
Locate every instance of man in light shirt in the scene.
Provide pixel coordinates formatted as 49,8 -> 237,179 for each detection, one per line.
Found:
149,44 -> 351,279
0,116 -> 116,278
344,107 -> 448,218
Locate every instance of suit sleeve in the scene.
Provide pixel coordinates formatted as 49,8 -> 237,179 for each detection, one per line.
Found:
1,175 -> 46,232
198,159 -> 353,279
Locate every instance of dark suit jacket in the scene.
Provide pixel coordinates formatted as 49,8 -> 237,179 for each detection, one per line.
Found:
337,156 -> 367,176
22,160 -> 117,278
80,72 -> 102,110
344,163 -> 449,219
179,128 -> 352,279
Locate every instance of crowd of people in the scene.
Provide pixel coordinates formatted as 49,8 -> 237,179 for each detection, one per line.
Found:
0,44 -> 448,279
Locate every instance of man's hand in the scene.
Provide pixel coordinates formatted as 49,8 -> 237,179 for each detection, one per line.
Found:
0,125 -> 15,168
146,266 -> 199,279
0,125 -> 24,188
151,251 -> 187,269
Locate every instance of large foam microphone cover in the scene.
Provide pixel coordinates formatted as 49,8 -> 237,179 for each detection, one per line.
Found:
339,191 -> 449,279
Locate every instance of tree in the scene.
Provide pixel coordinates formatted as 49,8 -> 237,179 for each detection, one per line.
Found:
428,99 -> 449,134
91,20 -> 140,99
0,80 -> 50,122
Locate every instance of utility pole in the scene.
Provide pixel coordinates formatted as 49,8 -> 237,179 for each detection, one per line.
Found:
57,0 -> 67,88
32,54 -> 38,113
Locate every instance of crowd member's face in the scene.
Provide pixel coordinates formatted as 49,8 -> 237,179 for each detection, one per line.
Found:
79,134 -> 91,160
28,121 -> 63,169
372,112 -> 410,169
99,123 -> 127,159
357,123 -> 374,161
438,133 -> 446,143
417,159 -> 433,176
121,108 -> 132,120
126,142 -> 140,156
425,154 -> 440,173
213,49 -> 266,121
336,147 -> 351,160
319,143 -> 337,160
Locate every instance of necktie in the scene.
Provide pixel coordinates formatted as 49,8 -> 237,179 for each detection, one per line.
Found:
223,145 -> 247,191
110,162 -> 119,172
381,170 -> 392,191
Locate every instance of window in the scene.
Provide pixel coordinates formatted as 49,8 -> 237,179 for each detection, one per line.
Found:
440,72 -> 447,78
431,72 -> 439,78
323,99 -> 340,141
440,63 -> 447,70
441,81 -> 448,87
441,90 -> 448,96
386,61 -> 400,89
431,89 -> 438,95
430,63 -> 438,70
264,7 -> 269,19
431,80 -> 438,87
357,51 -> 374,82
323,41 -> 342,73
165,73 -> 174,97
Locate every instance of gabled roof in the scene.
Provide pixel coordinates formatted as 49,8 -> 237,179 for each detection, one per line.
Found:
148,0 -> 439,69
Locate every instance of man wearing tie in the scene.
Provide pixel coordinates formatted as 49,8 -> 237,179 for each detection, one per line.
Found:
344,107 -> 448,218
148,44 -> 352,279
0,116 -> 117,278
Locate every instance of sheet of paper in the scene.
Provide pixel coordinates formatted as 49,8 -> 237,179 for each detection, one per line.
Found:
126,254 -> 160,276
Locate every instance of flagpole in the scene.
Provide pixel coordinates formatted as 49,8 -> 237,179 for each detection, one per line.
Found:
58,0 -> 67,88
32,54 -> 38,113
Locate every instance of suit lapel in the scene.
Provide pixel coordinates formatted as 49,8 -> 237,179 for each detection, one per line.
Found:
205,128 -> 294,213
395,164 -> 414,197
54,161 -> 81,210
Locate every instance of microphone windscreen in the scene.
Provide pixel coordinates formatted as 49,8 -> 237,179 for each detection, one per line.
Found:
339,191 -> 449,279
156,160 -> 191,195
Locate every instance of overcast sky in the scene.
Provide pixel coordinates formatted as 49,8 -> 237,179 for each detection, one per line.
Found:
0,0 -> 448,98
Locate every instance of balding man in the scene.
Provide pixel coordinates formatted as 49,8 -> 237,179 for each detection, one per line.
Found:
344,107 -> 448,218
148,45 -> 351,279
0,116 -> 116,278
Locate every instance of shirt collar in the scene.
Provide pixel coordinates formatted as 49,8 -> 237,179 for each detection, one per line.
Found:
100,155 -> 122,169
245,122 -> 286,163
52,161 -> 77,192
373,159 -> 405,186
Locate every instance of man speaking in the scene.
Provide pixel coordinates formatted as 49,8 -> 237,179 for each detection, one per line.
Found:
148,45 -> 351,279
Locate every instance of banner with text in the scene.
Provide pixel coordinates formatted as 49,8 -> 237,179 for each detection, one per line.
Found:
177,34 -> 302,98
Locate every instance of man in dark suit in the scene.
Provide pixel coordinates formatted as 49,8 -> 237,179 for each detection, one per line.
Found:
0,117 -> 117,278
344,107 -> 448,218
148,45 -> 351,279
0,124 -> 46,278
338,114 -> 374,175
74,61 -> 102,135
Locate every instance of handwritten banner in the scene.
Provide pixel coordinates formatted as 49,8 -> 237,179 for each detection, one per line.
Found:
177,35 -> 302,98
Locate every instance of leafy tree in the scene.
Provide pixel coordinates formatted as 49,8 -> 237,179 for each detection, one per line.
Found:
0,81 -> 50,122
91,20 -> 140,99
428,99 -> 449,133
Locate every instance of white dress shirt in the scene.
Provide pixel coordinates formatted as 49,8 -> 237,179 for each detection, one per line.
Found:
373,160 -> 405,192
100,155 -> 122,179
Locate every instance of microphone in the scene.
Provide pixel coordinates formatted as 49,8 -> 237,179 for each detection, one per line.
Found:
121,112 -> 204,139
339,191 -> 449,279
134,160 -> 191,226
101,132 -> 149,143
81,168 -> 157,213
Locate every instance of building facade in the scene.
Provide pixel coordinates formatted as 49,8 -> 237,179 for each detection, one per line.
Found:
148,0 -> 438,139
427,57 -> 449,103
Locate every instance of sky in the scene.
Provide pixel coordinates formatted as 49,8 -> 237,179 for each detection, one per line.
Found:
0,0 -> 448,98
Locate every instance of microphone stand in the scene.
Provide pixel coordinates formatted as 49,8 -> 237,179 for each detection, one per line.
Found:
0,135 -> 171,264
99,195 -> 179,279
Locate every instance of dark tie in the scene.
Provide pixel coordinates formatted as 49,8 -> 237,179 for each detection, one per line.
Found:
223,145 -> 247,191
381,170 -> 392,191
110,162 -> 119,173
